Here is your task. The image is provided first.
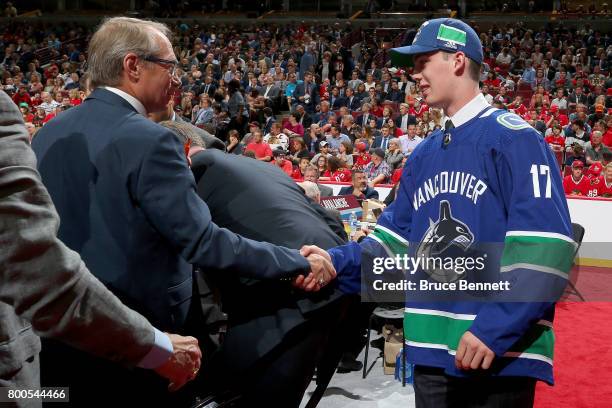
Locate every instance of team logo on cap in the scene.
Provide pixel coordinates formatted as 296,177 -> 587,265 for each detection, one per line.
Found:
436,24 -> 467,47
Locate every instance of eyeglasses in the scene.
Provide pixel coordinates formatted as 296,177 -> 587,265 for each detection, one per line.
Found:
143,55 -> 179,76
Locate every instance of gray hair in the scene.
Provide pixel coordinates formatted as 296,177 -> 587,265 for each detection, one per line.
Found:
159,121 -> 205,148
87,17 -> 172,88
159,120 -> 226,151
389,137 -> 400,146
298,181 -> 320,202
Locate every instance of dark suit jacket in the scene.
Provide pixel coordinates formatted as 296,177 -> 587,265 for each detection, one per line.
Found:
345,96 -> 361,111
0,91 -> 154,390
330,95 -> 347,110
201,82 -> 217,97
298,111 -> 313,129
338,185 -> 380,200
356,113 -> 382,128
372,134 -> 393,150
292,81 -> 319,111
33,88 -> 309,332
190,150 -> 345,386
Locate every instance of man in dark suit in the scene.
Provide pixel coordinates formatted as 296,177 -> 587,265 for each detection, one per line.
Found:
292,71 -> 319,113
338,169 -> 380,201
356,102 -> 382,128
0,91 -> 201,402
32,17 -> 334,406
398,102 -> 417,133
201,75 -> 217,97
344,87 -> 361,112
295,104 -> 313,128
372,124 -> 394,150
329,86 -> 347,110
257,75 -> 281,105
160,122 -> 347,406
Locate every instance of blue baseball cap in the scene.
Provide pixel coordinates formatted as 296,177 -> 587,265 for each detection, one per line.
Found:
390,18 -> 483,67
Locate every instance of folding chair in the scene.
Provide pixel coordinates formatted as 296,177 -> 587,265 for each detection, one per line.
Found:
565,223 -> 586,301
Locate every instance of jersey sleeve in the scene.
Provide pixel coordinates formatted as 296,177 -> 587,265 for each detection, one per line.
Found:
469,121 -> 575,356
328,157 -> 415,296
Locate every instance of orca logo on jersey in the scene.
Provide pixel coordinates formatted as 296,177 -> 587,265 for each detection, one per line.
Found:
416,200 -> 474,283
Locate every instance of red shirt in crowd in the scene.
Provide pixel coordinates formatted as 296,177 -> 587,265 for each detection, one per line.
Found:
245,141 -> 272,160
323,168 -> 352,182
391,167 -> 403,184
291,167 -> 304,181
354,153 -> 372,169
273,159 -> 294,176
603,129 -> 612,148
595,176 -> 612,197
563,174 -> 591,196
545,134 -> 565,151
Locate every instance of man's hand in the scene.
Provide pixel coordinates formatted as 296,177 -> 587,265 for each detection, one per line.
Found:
455,331 -> 495,370
154,334 -> 202,392
292,246 -> 336,291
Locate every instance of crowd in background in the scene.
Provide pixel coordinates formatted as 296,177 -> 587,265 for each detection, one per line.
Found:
2,18 -> 611,197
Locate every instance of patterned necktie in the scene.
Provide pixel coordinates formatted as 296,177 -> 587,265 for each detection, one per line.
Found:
443,120 -> 454,147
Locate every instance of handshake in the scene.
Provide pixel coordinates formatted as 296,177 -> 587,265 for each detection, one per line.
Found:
152,245 -> 336,390
292,245 -> 337,292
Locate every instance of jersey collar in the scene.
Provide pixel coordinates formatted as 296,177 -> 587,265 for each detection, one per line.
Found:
445,93 -> 490,130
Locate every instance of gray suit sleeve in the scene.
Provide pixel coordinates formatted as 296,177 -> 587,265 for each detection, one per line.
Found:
0,92 -> 155,367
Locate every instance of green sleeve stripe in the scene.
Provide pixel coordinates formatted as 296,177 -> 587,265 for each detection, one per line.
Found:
501,235 -> 575,276
404,311 -> 554,361
371,227 -> 409,257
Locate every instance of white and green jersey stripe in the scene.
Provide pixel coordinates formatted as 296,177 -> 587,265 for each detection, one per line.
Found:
404,308 -> 554,366
501,231 -> 576,279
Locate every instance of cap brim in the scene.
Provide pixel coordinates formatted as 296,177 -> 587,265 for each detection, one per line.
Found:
389,44 -> 437,67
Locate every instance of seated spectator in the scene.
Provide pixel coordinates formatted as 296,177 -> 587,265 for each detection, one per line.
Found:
398,123 -> 422,156
546,105 -> 569,127
321,156 -> 352,182
291,156 -> 311,181
315,154 -> 328,176
550,88 -> 568,110
565,144 -> 587,168
588,104 -> 606,127
314,101 -> 334,126
338,140 -> 354,168
303,164 -> 333,197
372,124 -> 393,150
226,129 -> 244,155
353,141 -> 372,170
385,138 -> 404,170
586,130 -> 611,165
310,140 -> 332,166
545,124 -> 566,155
563,160 -> 591,196
338,169 -> 379,200
245,128 -> 273,161
264,122 -> 289,151
325,124 -> 351,152
596,163 -> 612,197
364,148 -> 392,187
565,120 -> 590,151
283,112 -> 304,138
272,148 -> 293,176
194,97 -> 214,127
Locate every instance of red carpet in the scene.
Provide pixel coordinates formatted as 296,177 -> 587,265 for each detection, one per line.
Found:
535,301 -> 612,407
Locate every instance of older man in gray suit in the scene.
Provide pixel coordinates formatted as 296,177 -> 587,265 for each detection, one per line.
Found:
0,92 -> 200,406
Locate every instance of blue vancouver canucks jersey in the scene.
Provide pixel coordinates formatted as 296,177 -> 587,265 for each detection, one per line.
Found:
330,106 -> 575,384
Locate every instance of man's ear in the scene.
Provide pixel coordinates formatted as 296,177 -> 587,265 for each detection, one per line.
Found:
124,53 -> 141,81
453,52 -> 468,77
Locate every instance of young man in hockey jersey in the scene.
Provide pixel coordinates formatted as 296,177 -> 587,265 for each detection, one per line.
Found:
303,18 -> 574,407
